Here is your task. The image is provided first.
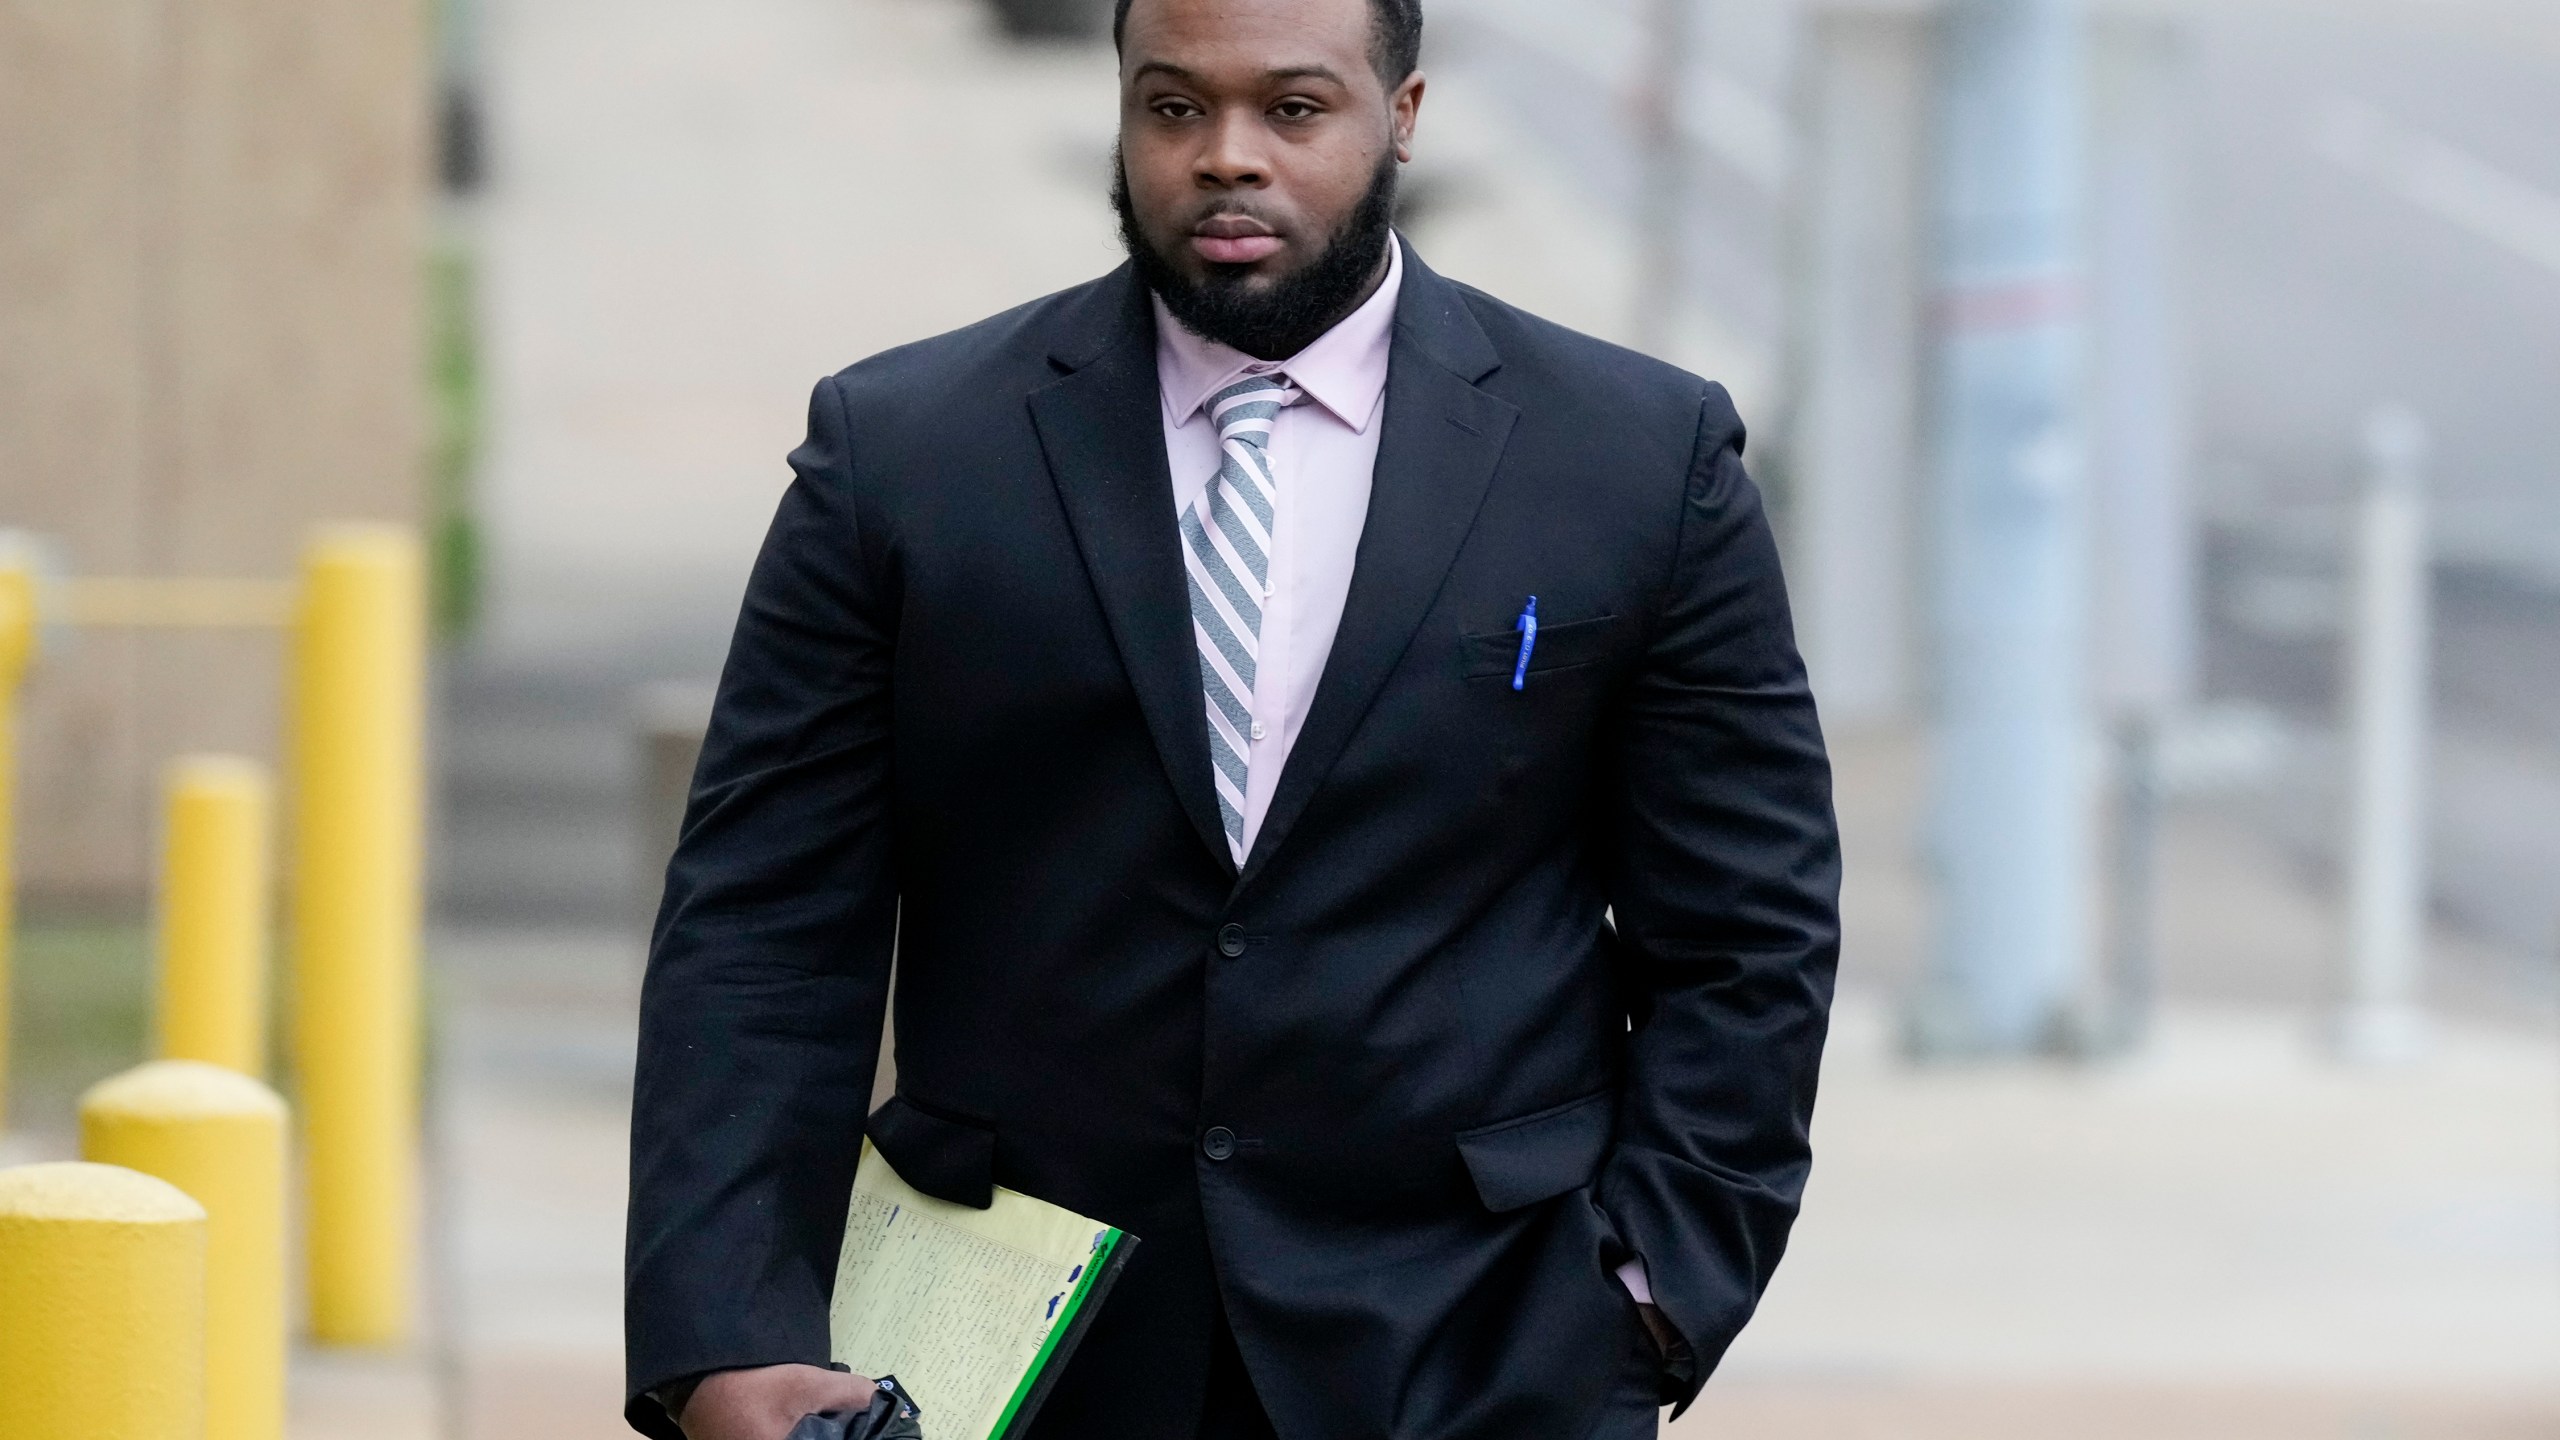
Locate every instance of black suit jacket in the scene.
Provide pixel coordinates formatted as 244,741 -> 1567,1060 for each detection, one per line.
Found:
624,242 -> 1840,1440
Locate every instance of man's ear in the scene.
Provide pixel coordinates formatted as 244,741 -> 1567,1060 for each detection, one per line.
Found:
1392,72 -> 1427,163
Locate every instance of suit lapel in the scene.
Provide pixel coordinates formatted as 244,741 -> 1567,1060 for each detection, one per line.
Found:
1239,246 -> 1519,890
1029,268 -> 1235,872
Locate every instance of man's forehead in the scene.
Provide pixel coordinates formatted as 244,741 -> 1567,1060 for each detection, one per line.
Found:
1121,0 -> 1374,56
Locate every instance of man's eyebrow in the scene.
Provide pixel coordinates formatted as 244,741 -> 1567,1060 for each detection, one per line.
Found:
1263,64 -> 1349,86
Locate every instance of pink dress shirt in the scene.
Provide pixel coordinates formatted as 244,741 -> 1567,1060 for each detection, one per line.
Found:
1151,239 -> 1660,1314
1154,239 -> 1403,868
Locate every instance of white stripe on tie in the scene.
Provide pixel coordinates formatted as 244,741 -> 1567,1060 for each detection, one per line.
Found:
1186,374 -> 1297,849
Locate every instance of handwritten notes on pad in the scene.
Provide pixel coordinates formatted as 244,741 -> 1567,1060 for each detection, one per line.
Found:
830,1140 -> 1134,1440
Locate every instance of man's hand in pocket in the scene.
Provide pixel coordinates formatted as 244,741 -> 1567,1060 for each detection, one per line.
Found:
1635,1302 -> 1682,1358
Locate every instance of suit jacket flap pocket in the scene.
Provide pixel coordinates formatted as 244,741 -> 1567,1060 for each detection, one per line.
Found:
1461,614 -> 1625,679
866,1092 -> 996,1209
1454,1090 -> 1615,1212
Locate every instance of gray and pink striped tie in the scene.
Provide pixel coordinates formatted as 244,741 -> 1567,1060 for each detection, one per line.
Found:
1181,374 -> 1297,849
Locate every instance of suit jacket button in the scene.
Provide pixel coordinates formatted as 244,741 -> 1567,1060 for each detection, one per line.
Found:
1201,1126 -> 1237,1162
1216,924 -> 1247,958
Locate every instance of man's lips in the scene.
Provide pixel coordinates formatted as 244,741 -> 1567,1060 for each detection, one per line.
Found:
1195,234 -> 1284,264
1192,215 -> 1284,265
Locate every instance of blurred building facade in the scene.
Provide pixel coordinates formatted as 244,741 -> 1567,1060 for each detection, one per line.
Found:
1,0 -> 429,902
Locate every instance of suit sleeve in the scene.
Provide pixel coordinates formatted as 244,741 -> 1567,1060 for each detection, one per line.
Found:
1597,384 -> 1842,1411
623,375 -> 899,1436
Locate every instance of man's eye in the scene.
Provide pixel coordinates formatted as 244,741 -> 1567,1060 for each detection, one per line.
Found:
1153,99 -> 1202,119
1272,101 -> 1320,120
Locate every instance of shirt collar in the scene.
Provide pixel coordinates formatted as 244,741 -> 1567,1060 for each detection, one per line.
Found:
1153,234 -> 1403,434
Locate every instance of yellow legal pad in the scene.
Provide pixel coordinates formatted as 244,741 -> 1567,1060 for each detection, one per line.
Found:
829,1140 -> 1135,1440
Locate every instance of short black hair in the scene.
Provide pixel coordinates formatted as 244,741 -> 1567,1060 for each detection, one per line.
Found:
1113,0 -> 1424,89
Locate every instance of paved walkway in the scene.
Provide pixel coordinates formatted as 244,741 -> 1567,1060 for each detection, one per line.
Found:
436,931 -> 637,1440
1695,994 -> 2559,1425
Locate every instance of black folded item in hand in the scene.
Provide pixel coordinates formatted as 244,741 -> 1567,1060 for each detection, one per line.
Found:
785,1375 -> 925,1440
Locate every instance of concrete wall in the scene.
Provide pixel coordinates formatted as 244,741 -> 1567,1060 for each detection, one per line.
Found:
1,0 -> 428,902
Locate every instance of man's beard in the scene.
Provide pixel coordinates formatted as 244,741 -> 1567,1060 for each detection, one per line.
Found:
1114,151 -> 1399,362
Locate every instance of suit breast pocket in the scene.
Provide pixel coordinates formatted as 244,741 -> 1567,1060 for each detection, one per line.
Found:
1460,614 -> 1628,682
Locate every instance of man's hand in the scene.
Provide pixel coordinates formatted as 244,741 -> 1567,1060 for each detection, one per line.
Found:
1634,1302 -> 1682,1359
679,1364 -> 878,1440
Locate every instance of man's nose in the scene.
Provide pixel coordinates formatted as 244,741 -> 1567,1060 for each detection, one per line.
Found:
1195,111 -> 1271,188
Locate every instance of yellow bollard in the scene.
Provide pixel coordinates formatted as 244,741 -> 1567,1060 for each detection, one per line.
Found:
289,525 -> 426,1346
157,757 -> 275,1076
0,1160 -> 208,1437
82,1062 -> 288,1440
0,559 -> 36,1133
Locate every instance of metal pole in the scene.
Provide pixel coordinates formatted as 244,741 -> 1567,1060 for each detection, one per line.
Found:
82,1061 -> 291,1440
2333,406 -> 2432,1063
2103,714 -> 2162,1049
0,1162 -> 209,1436
156,757 -> 276,1077
1632,0 -> 1697,356
292,525 -> 427,1345
1908,0 -> 2097,1057
0,558 -> 35,1131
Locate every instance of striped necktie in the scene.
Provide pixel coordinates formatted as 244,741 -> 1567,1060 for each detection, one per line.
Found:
1182,373 -> 1298,851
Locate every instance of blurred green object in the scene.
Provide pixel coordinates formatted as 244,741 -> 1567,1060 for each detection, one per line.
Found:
8,921 -> 151,1133
428,243 -> 485,641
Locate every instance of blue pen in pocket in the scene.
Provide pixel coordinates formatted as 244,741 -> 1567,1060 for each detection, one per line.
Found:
1511,596 -> 1539,692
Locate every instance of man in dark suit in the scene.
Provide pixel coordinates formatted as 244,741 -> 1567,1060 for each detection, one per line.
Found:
624,0 -> 1840,1436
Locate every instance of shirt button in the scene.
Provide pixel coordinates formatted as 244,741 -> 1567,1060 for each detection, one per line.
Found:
1217,924 -> 1247,958
1201,1126 -> 1237,1162
1250,721 -> 1267,741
